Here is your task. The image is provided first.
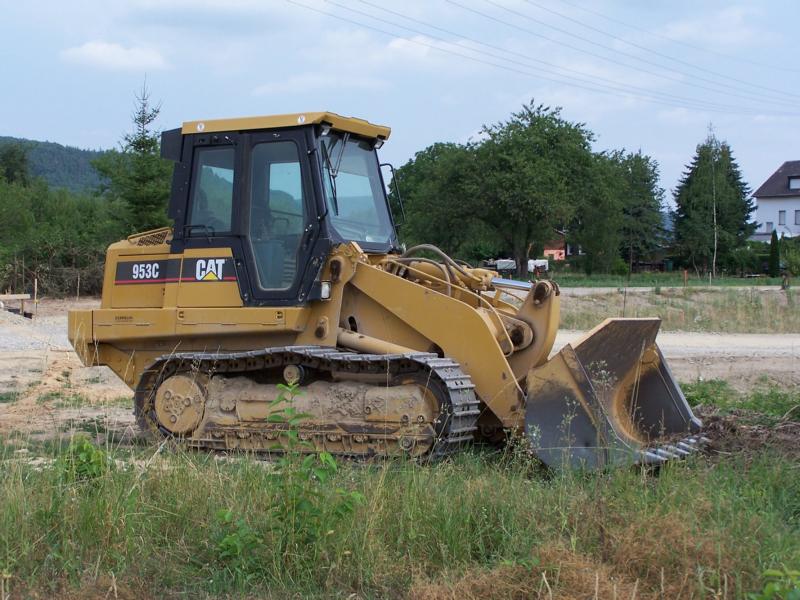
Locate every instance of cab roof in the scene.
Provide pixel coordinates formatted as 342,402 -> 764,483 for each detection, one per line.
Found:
181,111 -> 391,140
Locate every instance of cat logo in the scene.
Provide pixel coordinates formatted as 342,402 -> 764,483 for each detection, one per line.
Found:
195,258 -> 226,281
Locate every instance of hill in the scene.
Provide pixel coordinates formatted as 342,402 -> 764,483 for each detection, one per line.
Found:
0,136 -> 107,193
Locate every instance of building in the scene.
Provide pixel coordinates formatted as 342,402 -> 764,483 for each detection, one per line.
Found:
543,239 -> 565,261
751,160 -> 800,241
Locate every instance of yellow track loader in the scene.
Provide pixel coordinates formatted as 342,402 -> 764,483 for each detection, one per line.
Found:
68,112 -> 704,468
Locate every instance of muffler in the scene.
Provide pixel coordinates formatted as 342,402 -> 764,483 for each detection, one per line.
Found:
525,318 -> 704,469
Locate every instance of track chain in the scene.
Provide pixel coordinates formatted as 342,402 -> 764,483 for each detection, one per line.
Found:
134,345 -> 480,459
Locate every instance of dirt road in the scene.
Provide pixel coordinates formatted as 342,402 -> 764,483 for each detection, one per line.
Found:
1,299 -> 797,440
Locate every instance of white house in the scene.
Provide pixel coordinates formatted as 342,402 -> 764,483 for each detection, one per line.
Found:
751,160 -> 800,241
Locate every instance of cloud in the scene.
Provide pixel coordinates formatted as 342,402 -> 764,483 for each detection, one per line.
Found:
60,41 -> 168,71
252,73 -> 387,96
660,6 -> 760,47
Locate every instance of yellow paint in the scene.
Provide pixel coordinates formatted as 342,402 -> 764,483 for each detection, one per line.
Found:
181,111 -> 391,140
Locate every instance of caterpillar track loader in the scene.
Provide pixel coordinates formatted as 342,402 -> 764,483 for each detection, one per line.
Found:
68,112 -> 704,469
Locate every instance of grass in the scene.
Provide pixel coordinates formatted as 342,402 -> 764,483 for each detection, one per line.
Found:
0,390 -> 19,404
560,287 -> 799,333
0,437 -> 798,599
36,390 -> 90,408
549,271 -> 786,288
683,379 -> 800,425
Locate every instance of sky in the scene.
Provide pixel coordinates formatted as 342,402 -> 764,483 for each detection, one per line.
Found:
1,0 -> 798,201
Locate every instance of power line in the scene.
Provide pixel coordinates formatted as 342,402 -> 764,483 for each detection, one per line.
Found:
521,0 -> 800,100
346,0 -> 792,114
557,0 -> 800,74
284,0 -> 798,117
460,0 -> 799,107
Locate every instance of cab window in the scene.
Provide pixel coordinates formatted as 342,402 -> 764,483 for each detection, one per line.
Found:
187,146 -> 234,235
249,141 -> 306,290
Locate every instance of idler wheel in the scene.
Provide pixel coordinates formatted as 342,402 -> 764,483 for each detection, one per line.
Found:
154,374 -> 206,435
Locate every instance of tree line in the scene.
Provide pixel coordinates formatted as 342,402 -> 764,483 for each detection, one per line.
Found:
393,101 -> 771,277
0,88 -> 170,296
2,96 -> 797,297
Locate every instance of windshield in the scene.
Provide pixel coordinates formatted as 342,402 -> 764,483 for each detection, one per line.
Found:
319,133 -> 394,248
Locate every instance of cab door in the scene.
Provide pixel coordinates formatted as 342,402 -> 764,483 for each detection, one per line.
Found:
241,129 -> 323,305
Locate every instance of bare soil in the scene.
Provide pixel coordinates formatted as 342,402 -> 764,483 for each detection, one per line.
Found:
695,405 -> 800,460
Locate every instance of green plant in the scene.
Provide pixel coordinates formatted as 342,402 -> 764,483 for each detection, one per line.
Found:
0,391 -> 18,404
210,384 -> 365,583
59,435 -> 110,482
682,379 -> 736,407
748,567 -> 800,600
769,230 -> 781,278
784,244 -> 800,278
266,384 -> 364,549
213,509 -> 263,582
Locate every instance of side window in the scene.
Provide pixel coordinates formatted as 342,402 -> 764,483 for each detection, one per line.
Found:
188,147 -> 234,235
249,141 -> 306,290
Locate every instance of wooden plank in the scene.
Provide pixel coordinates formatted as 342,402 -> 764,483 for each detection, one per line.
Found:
0,294 -> 31,301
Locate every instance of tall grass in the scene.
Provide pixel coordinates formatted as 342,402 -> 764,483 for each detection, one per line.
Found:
551,272 -> 785,288
561,288 -> 800,333
1,437 -> 798,599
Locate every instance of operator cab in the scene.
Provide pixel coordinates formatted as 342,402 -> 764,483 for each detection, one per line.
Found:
160,112 -> 398,307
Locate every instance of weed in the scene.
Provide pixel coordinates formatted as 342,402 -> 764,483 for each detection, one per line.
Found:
684,379 -> 800,425
210,384 -> 365,584
58,435 -> 111,482
0,391 -> 18,404
266,384 -> 364,558
683,379 -> 737,407
213,509 -> 263,583
37,391 -> 88,408
748,567 -> 800,599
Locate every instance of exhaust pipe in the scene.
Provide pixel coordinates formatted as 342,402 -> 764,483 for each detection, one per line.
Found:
525,318 -> 704,469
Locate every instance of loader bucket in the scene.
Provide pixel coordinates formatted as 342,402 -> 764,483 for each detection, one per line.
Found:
525,318 -> 704,470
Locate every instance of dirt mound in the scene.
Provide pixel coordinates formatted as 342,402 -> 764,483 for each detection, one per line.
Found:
696,405 -> 800,460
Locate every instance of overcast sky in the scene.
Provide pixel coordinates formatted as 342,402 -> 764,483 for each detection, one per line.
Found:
1,0 -> 797,200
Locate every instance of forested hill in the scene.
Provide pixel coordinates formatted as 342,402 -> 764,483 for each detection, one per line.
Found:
0,136 -> 107,193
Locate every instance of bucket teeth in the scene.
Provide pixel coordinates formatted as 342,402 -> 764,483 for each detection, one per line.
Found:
641,435 -> 709,465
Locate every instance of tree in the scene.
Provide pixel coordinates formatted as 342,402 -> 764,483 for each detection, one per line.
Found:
393,143 -> 496,260
0,143 -> 31,186
784,239 -> 800,277
768,230 -> 780,277
572,151 -> 625,275
93,84 -> 172,233
620,151 -> 664,269
673,130 -> 755,276
467,102 -> 595,276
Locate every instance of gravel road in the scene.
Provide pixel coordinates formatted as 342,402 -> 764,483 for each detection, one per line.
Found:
558,285 -> 780,296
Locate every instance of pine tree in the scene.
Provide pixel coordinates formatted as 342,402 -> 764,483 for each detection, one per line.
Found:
93,84 -> 172,233
620,151 -> 664,270
673,130 -> 755,276
768,230 -> 780,277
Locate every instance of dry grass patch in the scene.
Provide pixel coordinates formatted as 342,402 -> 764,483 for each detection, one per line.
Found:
560,288 -> 799,333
